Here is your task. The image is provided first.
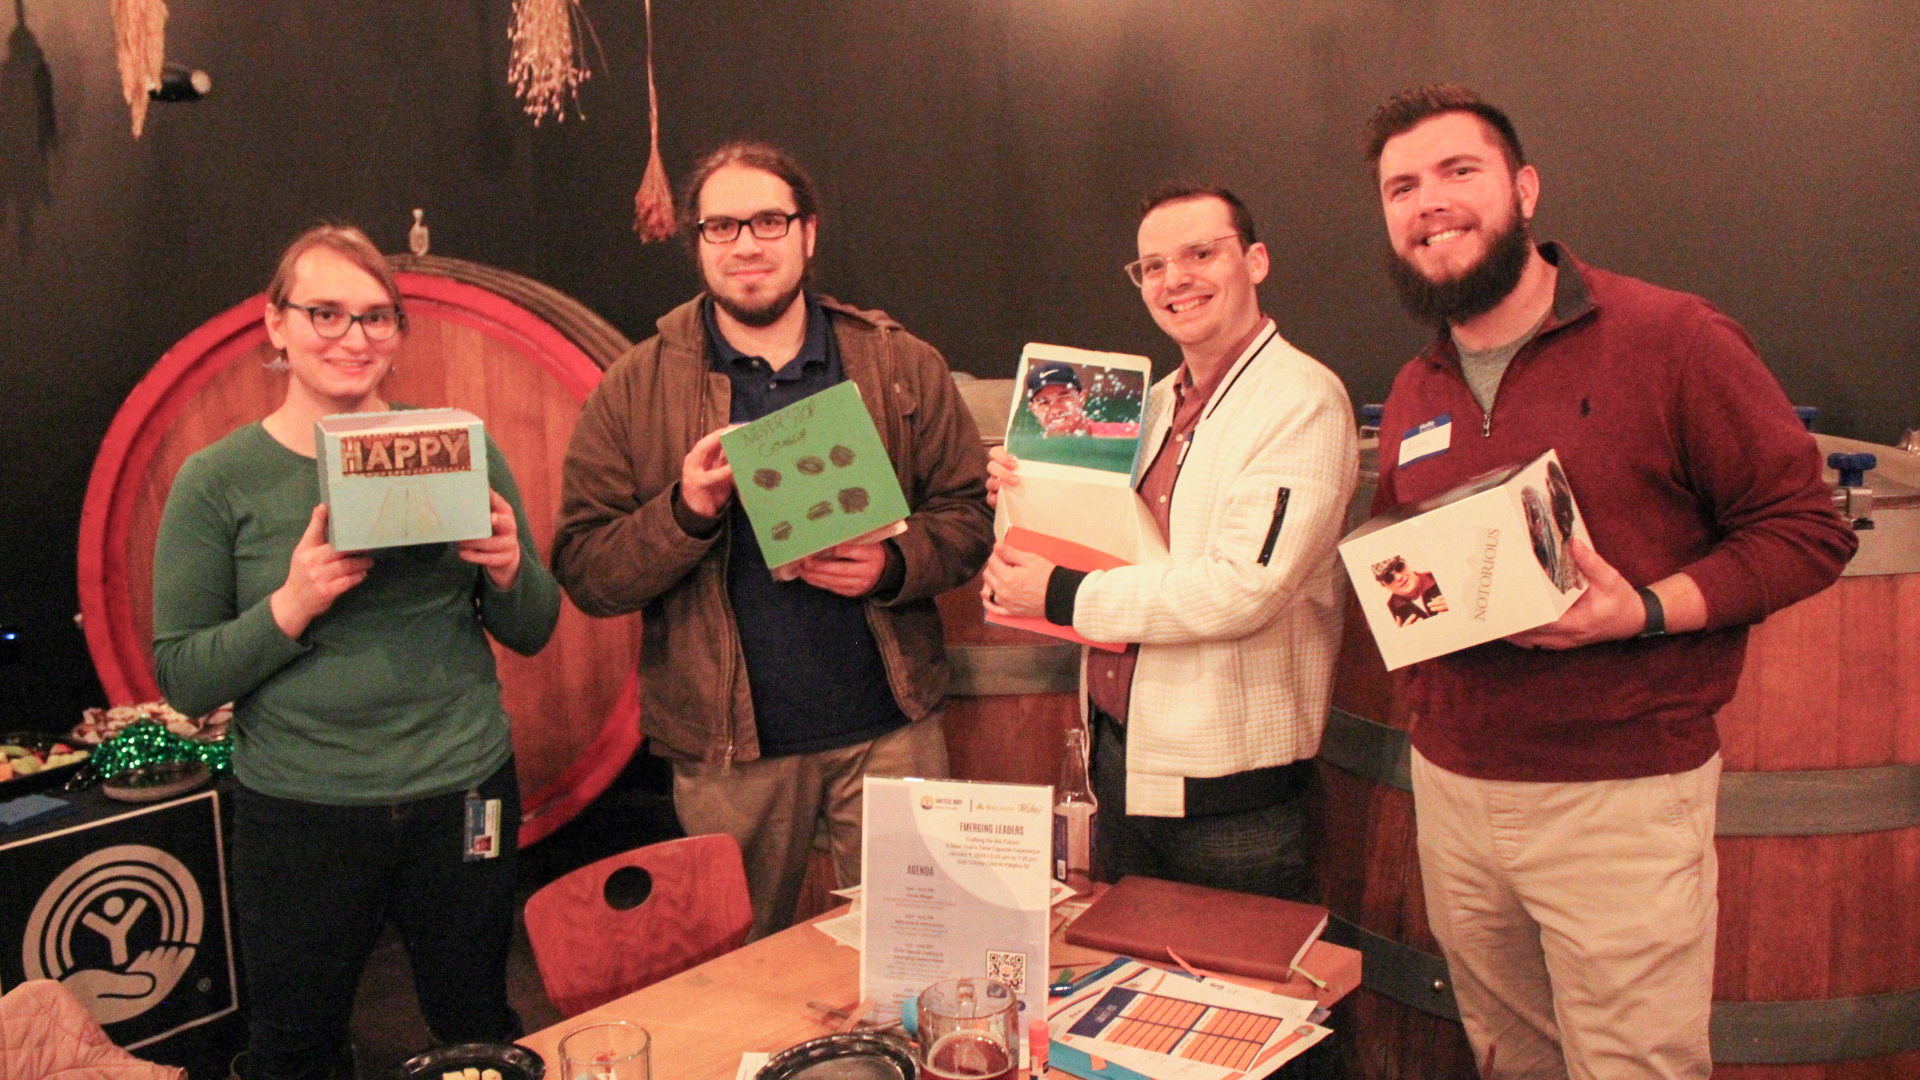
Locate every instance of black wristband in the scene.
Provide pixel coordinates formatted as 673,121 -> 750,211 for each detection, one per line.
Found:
1635,585 -> 1667,638
1045,567 -> 1089,627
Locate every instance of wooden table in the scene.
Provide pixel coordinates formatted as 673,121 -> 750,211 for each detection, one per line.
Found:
521,905 -> 1362,1080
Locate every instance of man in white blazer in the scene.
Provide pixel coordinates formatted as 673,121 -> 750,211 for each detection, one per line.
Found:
985,184 -> 1357,899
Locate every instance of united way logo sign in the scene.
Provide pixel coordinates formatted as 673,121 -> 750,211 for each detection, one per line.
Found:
0,790 -> 236,1048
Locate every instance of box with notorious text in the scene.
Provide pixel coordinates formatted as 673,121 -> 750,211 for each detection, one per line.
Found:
1339,449 -> 1590,670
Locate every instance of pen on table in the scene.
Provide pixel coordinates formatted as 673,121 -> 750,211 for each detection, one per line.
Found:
805,999 -> 901,1034
805,1000 -> 852,1022
1029,1019 -> 1048,1080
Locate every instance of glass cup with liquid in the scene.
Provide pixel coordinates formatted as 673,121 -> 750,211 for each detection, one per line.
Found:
559,1020 -> 651,1080
914,978 -> 1018,1080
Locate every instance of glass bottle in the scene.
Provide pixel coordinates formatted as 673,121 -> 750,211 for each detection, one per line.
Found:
1053,727 -> 1098,892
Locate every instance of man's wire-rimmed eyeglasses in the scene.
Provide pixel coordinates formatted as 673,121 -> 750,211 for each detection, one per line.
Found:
696,211 -> 805,244
278,302 -> 405,341
1123,234 -> 1243,288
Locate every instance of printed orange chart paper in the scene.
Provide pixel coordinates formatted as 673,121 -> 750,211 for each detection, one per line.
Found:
1048,961 -> 1327,1080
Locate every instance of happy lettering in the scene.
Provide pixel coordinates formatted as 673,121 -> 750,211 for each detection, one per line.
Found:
340,429 -> 474,478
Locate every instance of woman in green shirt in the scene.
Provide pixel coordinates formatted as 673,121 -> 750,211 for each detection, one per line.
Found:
152,225 -> 560,1080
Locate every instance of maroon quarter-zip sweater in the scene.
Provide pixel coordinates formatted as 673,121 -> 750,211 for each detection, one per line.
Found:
1372,244 -> 1857,782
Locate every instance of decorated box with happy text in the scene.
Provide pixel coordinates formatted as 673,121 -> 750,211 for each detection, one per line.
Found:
314,408 -> 492,551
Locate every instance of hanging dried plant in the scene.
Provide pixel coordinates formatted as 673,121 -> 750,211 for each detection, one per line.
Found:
631,0 -> 674,243
112,0 -> 167,138
508,0 -> 592,124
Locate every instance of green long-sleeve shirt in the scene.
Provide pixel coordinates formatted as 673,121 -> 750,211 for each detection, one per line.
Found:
153,422 -> 561,805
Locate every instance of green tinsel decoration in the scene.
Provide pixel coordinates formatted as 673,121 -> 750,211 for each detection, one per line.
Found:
89,719 -> 231,779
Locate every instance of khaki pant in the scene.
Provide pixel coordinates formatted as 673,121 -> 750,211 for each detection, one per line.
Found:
1412,750 -> 1720,1080
673,716 -> 949,941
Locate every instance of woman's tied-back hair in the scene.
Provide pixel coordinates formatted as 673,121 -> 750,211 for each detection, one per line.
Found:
266,224 -> 406,319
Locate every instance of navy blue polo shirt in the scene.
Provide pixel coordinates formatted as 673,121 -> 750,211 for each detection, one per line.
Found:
706,295 -> 909,757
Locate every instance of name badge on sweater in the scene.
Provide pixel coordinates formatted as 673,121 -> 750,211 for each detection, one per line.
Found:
1398,414 -> 1452,467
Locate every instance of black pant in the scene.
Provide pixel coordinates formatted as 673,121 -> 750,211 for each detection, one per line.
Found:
230,760 -> 522,1080
1091,712 -> 1312,902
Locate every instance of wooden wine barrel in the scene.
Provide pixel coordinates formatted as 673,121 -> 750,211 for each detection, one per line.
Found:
1314,437 -> 1480,1080
76,254 -> 640,847
938,375 -> 1082,787
790,376 -> 1082,922
1708,436 -> 1920,1078
1315,436 -> 1920,1078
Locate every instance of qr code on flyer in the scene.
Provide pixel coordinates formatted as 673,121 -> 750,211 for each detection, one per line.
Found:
986,950 -> 1027,995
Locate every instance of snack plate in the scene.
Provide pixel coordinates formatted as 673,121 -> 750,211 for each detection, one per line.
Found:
396,1043 -> 545,1080
0,732 -> 91,796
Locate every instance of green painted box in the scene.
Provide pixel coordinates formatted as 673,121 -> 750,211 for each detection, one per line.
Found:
719,382 -> 910,574
314,408 -> 491,551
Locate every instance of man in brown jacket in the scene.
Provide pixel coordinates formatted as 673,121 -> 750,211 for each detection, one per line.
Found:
553,142 -> 992,938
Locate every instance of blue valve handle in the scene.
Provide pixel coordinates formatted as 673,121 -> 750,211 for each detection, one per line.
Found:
1359,404 -> 1384,425
1793,406 -> 1819,431
1828,452 -> 1877,489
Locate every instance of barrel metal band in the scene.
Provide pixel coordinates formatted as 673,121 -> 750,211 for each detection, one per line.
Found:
1321,709 -> 1920,835
947,643 -> 1080,697
1712,988 -> 1920,1063
1319,708 -> 1412,792
1718,765 -> 1920,835
387,253 -> 633,365
1322,915 -> 1459,1021
1325,912 -> 1920,1063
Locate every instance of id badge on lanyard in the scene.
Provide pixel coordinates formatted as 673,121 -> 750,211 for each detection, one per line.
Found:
463,791 -> 502,861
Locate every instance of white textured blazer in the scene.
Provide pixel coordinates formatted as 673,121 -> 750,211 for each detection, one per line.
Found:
1073,321 -> 1358,816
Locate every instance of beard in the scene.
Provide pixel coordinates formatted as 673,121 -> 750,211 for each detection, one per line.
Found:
714,279 -> 804,328
1386,203 -> 1533,327
710,257 -> 810,329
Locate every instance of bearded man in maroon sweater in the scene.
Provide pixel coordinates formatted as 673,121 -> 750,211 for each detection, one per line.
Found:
1364,85 -> 1857,1080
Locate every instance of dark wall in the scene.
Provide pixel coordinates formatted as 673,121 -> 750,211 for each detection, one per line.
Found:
2,0 -> 1914,727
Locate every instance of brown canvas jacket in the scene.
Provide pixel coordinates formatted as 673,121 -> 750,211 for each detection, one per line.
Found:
551,294 -> 992,765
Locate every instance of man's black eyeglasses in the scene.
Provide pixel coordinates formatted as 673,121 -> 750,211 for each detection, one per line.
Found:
696,211 -> 804,244
279,302 -> 405,341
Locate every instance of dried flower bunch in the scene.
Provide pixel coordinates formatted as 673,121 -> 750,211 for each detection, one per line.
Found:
112,0 -> 167,137
632,0 -> 674,242
508,0 -> 592,124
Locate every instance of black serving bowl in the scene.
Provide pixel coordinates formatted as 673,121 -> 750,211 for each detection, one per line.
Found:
757,1032 -> 919,1080
396,1043 -> 545,1080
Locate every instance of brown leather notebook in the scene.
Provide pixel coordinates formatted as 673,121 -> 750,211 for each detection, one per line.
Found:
1063,875 -> 1331,983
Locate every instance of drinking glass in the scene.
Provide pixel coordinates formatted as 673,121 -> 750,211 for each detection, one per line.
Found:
915,978 -> 1018,1080
560,1020 -> 652,1080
